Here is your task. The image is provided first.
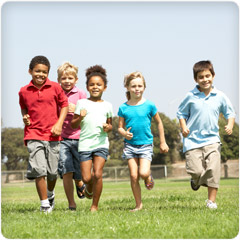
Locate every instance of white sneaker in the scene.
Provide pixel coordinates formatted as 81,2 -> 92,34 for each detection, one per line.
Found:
48,192 -> 55,210
40,206 -> 53,214
206,199 -> 217,209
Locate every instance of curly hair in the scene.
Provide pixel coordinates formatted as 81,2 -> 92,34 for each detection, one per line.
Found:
193,60 -> 215,80
57,62 -> 78,80
29,55 -> 50,72
85,65 -> 107,85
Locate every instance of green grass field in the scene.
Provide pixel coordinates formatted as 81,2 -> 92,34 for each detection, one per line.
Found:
1,178 -> 239,239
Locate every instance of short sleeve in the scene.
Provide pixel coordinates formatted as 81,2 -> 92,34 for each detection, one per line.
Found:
79,89 -> 87,100
107,103 -> 113,118
151,102 -> 158,117
18,89 -> 27,110
74,99 -> 83,115
56,85 -> 68,108
177,94 -> 191,120
118,106 -> 124,118
220,94 -> 236,119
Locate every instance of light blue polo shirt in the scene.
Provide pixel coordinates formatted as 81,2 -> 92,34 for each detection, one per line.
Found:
118,100 -> 157,145
177,86 -> 235,153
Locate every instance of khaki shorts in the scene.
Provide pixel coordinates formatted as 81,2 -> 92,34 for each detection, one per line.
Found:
26,140 -> 60,180
185,143 -> 221,188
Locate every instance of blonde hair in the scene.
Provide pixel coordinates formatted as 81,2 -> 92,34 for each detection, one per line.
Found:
57,62 -> 78,80
124,71 -> 146,100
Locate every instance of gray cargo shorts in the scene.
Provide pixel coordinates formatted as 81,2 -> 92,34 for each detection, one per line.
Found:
26,140 -> 60,181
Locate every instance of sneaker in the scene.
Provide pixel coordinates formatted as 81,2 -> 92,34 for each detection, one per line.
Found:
40,206 -> 52,214
206,199 -> 217,209
48,192 -> 55,210
190,178 -> 200,191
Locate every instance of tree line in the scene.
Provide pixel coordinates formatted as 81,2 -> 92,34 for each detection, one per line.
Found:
1,113 -> 239,170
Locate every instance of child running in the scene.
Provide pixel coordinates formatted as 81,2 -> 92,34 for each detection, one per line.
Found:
118,71 -> 169,212
177,60 -> 235,209
71,65 -> 113,212
57,62 -> 87,210
18,55 -> 68,213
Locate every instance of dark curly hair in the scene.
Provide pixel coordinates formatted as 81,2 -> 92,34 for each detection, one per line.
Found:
85,65 -> 107,86
29,55 -> 51,72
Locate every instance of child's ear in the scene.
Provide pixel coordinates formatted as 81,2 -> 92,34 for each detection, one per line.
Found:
104,85 -> 107,91
28,69 -> 32,75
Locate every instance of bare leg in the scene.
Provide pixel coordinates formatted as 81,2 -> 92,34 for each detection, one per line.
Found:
47,178 -> 57,192
90,156 -> 106,212
80,160 -> 93,198
208,187 -> 218,202
35,176 -> 47,200
63,172 -> 76,208
128,158 -> 143,211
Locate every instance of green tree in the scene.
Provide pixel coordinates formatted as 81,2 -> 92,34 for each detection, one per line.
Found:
1,128 -> 29,170
219,115 -> 239,162
108,117 -> 125,164
151,113 -> 182,165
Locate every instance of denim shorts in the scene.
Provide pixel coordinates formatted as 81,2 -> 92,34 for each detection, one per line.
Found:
79,148 -> 109,162
26,140 -> 60,180
123,142 -> 153,161
58,139 -> 82,180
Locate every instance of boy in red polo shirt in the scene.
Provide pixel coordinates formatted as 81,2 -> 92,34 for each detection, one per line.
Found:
19,55 -> 68,213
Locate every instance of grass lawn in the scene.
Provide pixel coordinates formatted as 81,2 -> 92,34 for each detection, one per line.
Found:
1,178 -> 239,239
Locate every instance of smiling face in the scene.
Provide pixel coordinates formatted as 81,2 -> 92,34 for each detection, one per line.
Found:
87,76 -> 106,101
58,73 -> 78,92
195,69 -> 214,95
29,64 -> 49,88
127,77 -> 145,100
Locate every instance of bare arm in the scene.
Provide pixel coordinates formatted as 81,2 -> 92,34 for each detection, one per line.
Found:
21,108 -> 31,126
179,118 -> 190,137
118,116 -> 133,140
225,117 -> 235,135
103,117 -> 113,133
71,109 -> 87,129
153,113 -> 169,153
51,106 -> 68,136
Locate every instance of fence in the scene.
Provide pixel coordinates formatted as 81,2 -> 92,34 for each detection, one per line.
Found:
2,160 -> 238,184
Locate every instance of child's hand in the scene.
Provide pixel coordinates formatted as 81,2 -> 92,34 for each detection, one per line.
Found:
51,123 -> 62,136
23,114 -> 31,126
224,125 -> 233,135
181,127 -> 190,137
160,142 -> 169,153
68,103 -> 76,113
125,127 -> 133,140
80,109 -> 87,118
103,123 -> 112,132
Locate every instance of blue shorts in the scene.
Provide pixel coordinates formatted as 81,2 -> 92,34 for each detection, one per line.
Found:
58,139 -> 82,180
79,148 -> 109,162
123,142 -> 153,162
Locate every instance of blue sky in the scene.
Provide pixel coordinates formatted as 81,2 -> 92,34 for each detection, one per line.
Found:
1,1 -> 239,128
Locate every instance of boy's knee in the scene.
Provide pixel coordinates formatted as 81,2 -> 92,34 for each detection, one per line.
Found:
93,171 -> 102,180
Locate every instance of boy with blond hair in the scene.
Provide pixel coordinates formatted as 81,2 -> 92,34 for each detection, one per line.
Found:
57,62 -> 87,210
19,55 -> 68,213
177,60 -> 235,209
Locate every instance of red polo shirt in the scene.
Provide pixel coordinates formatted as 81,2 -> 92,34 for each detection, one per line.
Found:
19,78 -> 68,143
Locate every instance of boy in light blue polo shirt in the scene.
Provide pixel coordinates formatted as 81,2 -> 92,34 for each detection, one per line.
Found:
177,60 -> 235,209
